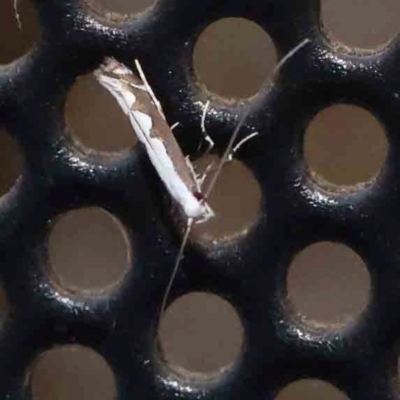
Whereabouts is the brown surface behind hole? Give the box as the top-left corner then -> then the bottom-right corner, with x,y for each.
159,292 -> 244,375
305,104 -> 388,186
48,208 -> 131,292
287,242 -> 370,325
321,0 -> 400,49
275,379 -> 349,400
193,18 -> 277,99
30,346 -> 117,400
0,0 -> 40,64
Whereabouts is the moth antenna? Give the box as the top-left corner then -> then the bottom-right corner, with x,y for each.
271,38 -> 311,79
199,159 -> 217,188
14,0 -> 22,30
158,218 -> 194,328
227,131 -> 259,162
134,59 -> 166,118
204,37 -> 311,198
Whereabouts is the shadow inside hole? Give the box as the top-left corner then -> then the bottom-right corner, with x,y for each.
158,292 -> 244,376
48,207 -> 131,293
287,242 -> 370,326
275,379 -> 349,400
305,104 -> 388,187
191,155 -> 262,244
321,0 -> 400,49
0,127 -> 23,196
193,17 -> 277,99
0,0 -> 40,64
65,73 -> 138,153
85,0 -> 156,21
29,345 -> 116,400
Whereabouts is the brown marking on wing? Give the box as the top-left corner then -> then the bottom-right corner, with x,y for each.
123,75 -> 199,194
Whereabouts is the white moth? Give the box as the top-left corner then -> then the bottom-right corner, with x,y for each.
94,58 -> 218,322
94,58 -> 214,224
93,37 -> 310,323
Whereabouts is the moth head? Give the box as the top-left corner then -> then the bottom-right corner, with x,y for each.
94,57 -> 144,92
188,195 -> 214,224
95,57 -> 133,79
93,58 -> 141,114
195,201 -> 215,224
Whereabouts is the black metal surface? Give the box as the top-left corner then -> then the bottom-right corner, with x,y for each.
0,0 -> 398,399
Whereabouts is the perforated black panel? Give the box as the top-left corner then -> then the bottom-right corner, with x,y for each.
0,0 -> 398,399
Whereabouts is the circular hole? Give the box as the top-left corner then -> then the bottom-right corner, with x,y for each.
85,0 -> 156,20
275,379 -> 349,400
48,207 -> 131,293
0,0 -> 40,64
321,0 -> 400,50
193,18 -> 277,99
287,242 -> 370,326
159,292 -> 244,376
0,127 -> 23,196
305,104 -> 387,187
65,73 -> 138,153
30,345 -> 116,400
191,155 -> 262,243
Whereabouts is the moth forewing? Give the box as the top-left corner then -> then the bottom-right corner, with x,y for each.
94,58 -> 214,223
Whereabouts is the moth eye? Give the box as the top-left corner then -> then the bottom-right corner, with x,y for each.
193,191 -> 204,201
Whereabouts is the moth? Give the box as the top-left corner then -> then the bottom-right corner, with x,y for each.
94,58 -> 214,224
94,37 -> 310,321
94,58 -> 222,321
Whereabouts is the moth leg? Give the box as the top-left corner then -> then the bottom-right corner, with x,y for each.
199,159 -> 217,188
227,131 -> 259,162
195,101 -> 214,154
134,59 -> 166,119
185,154 -> 216,191
184,155 -> 202,190
171,122 -> 180,131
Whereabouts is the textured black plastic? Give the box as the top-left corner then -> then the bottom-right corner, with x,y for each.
0,0 -> 398,399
